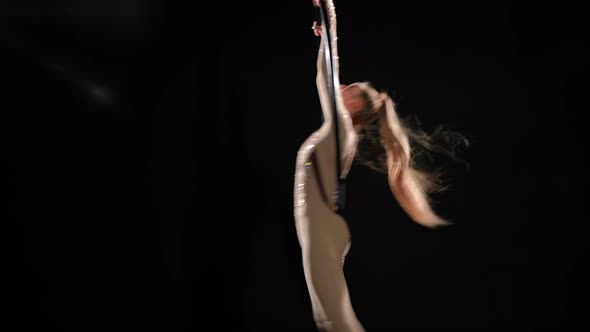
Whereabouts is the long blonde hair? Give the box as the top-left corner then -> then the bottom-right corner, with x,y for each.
353,82 -> 469,228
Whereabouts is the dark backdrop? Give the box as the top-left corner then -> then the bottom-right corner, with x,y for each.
1,1 -> 587,331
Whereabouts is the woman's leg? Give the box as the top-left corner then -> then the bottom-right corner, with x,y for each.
300,212 -> 365,332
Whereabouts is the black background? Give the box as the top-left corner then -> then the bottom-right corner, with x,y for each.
1,1 -> 587,331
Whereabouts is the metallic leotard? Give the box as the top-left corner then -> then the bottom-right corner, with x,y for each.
293,3 -> 365,329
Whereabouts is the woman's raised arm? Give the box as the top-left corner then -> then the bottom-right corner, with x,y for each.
312,21 -> 328,87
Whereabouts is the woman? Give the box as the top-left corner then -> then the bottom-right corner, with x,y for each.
294,2 -> 468,331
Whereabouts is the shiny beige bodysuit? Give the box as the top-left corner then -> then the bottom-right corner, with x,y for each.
293,2 -> 365,330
